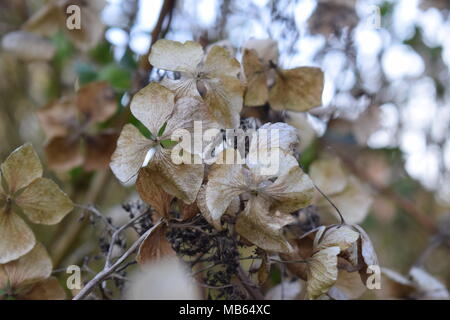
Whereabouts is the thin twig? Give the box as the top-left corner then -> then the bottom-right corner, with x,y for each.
73,220 -> 163,300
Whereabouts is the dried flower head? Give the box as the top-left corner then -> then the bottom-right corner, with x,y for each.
0,144 -> 73,264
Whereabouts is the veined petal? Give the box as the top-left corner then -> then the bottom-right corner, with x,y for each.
131,83 -> 175,136
149,39 -> 203,74
202,45 -> 241,78
315,225 -> 359,252
269,67 -> 324,112
243,38 -> 279,65
1,242 -> 52,288
110,124 -> 155,184
206,153 -> 246,221
1,144 -> 42,193
15,177 -> 73,225
264,153 -> 315,213
146,148 -> 204,204
306,246 -> 340,299
242,48 -> 269,107
0,211 -> 35,264
236,197 -> 294,253
248,122 -> 298,157
136,223 -> 176,265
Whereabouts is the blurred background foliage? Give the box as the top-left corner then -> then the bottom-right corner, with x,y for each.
0,0 -> 450,298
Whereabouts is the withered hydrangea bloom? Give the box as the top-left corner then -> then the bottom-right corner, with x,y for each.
110,83 -> 204,204
0,144 -> 73,264
242,39 -> 324,111
0,243 -> 65,300
37,81 -> 118,172
199,124 -> 315,253
149,39 -> 244,128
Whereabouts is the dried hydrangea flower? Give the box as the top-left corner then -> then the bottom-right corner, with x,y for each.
242,39 -> 324,112
23,0 -> 105,51
110,83 -> 204,204
200,124 -> 315,252
149,39 -> 244,128
37,81 -> 118,172
0,243 -> 65,300
0,144 -> 73,264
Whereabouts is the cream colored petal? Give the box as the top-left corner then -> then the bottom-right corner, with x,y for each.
136,167 -> 173,219
76,81 -> 116,123
243,38 -> 279,65
269,67 -> 324,112
236,197 -> 295,253
131,83 -> 175,136
110,124 -> 155,184
2,243 -> 52,288
204,75 -> 244,128
0,211 -> 35,264
15,177 -> 73,225
161,77 -> 199,100
242,48 -> 269,106
249,122 -> 299,156
205,159 -> 246,222
146,148 -> 204,204
22,277 -> 66,300
197,186 -> 221,230
285,111 -> 316,152
315,225 -> 359,252
327,176 -> 373,224
409,267 -> 450,299
202,45 -> 241,78
306,246 -> 340,299
264,153 -> 315,213
309,157 -> 348,195
137,223 -> 176,265
149,39 -> 203,74
1,143 -> 42,193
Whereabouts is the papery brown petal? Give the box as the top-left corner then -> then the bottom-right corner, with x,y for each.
0,211 -> 35,264
204,75 -> 244,128
137,223 -> 176,265
76,81 -> 116,123
44,136 -> 84,172
248,122 -> 298,157
243,38 -> 279,65
22,277 -> 66,300
136,167 -> 173,219
316,225 -> 359,252
149,39 -> 203,74
1,143 -> 43,193
306,246 -> 340,299
2,243 -> 52,288
84,131 -> 119,171
197,186 -> 222,230
352,225 -> 378,270
15,177 -> 73,225
131,83 -> 175,136
269,67 -> 324,112
242,49 -> 269,107
110,124 -> 155,184
147,148 -> 204,204
264,153 -> 315,213
178,199 -> 199,221
205,158 -> 246,222
236,197 -> 294,253
202,45 -> 241,78
309,157 -> 348,195
37,96 -> 78,139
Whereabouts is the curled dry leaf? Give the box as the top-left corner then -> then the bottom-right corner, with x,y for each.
306,246 -> 340,299
149,39 -> 244,128
0,144 -> 73,264
137,223 -> 176,265
0,243 -> 65,300
110,83 -> 204,204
